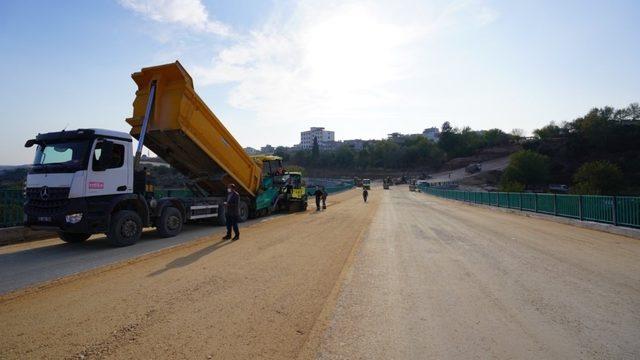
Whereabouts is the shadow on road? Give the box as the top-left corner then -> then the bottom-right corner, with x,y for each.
147,239 -> 232,277
1,224 -> 217,256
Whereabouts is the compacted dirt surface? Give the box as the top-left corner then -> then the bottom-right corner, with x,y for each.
311,189 -> 640,359
0,189 -> 378,359
1,186 -> 639,359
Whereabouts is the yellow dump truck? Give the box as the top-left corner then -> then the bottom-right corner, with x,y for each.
127,62 -> 262,198
22,61 -> 305,246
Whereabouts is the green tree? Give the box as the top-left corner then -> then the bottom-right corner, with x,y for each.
274,146 -> 290,161
483,128 -> 510,147
500,150 -> 550,190
533,122 -> 562,139
334,145 -> 355,167
311,137 -> 319,160
572,160 -> 623,195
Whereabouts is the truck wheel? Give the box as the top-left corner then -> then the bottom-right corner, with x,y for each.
157,207 -> 183,238
107,210 -> 142,247
238,201 -> 249,222
58,232 -> 90,243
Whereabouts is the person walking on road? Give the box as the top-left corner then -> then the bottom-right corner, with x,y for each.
222,184 -> 240,241
313,185 -> 323,211
362,188 -> 369,203
321,186 -> 328,210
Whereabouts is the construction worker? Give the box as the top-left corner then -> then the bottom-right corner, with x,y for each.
222,183 -> 240,241
321,186 -> 328,210
362,188 -> 369,203
313,185 -> 323,211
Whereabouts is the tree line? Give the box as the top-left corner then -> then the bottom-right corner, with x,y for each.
275,125 -> 518,171
501,103 -> 639,194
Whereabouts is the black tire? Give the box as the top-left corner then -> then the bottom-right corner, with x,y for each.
238,201 -> 249,222
157,206 -> 183,238
107,210 -> 142,247
58,231 -> 90,243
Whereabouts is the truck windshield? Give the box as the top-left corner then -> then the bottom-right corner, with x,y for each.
32,140 -> 91,173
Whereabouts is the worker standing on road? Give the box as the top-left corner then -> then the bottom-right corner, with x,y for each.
362,188 -> 369,203
222,184 -> 240,241
313,185 -> 323,211
321,186 -> 328,210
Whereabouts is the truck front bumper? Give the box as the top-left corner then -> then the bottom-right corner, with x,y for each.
24,197 -> 92,234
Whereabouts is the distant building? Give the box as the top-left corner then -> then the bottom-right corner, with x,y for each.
260,145 -> 275,154
300,127 -> 335,150
422,127 -> 440,142
321,140 -> 341,151
387,132 -> 407,143
343,139 -> 366,151
244,147 -> 260,155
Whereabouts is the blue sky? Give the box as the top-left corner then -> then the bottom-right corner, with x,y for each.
0,0 -> 638,165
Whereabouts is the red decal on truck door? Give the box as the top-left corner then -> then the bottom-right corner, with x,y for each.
89,181 -> 104,190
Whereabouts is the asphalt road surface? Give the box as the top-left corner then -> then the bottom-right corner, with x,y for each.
1,186 -> 639,359
0,217 -> 284,295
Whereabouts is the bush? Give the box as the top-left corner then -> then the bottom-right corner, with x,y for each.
500,181 -> 525,192
572,161 -> 623,195
500,150 -> 550,190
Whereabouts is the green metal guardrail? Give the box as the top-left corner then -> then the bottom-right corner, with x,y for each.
419,186 -> 640,229
323,183 -> 354,194
0,190 -> 24,228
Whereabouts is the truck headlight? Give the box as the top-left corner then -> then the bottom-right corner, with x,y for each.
65,213 -> 83,224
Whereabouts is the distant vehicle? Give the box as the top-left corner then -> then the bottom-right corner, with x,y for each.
549,184 -> 570,193
394,176 -> 407,185
415,180 -> 429,192
465,163 -> 482,174
408,179 -> 417,192
383,177 -> 391,190
362,179 -> 371,190
353,177 -> 363,187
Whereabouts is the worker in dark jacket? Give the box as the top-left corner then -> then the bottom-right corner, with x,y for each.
362,188 -> 369,203
223,183 -> 240,241
321,186 -> 328,209
313,185 -> 323,211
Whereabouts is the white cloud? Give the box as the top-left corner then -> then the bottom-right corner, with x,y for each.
118,0 -> 231,36
191,1 -> 498,139
120,0 -> 500,145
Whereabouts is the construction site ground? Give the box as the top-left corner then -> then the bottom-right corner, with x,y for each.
1,186 -> 639,359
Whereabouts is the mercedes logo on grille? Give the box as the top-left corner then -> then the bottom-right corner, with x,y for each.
40,186 -> 49,200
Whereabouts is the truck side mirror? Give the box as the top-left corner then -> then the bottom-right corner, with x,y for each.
93,140 -> 114,171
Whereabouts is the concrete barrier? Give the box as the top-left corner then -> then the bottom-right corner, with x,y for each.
0,226 -> 55,246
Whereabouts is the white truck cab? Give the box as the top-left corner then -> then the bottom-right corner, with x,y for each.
23,128 -> 199,246
26,128 -> 133,198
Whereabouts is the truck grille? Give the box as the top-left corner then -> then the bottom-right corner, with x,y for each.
25,187 -> 70,216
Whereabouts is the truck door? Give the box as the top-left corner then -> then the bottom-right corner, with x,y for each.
86,139 -> 132,197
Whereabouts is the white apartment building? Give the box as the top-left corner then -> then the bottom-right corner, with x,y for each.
299,127 -> 335,150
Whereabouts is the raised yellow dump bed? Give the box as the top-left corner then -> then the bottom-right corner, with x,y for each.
126,61 -> 261,197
